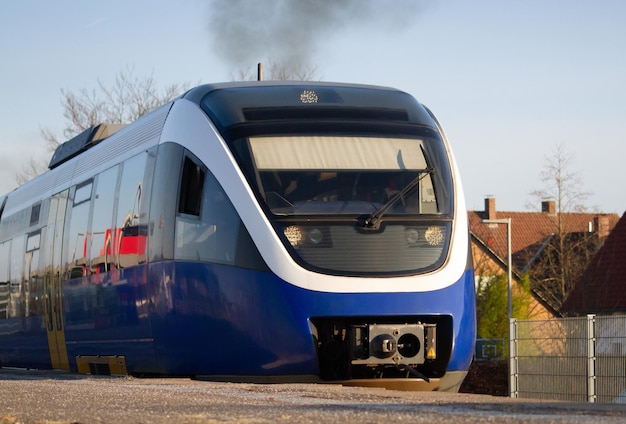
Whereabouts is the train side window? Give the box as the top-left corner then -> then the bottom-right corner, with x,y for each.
30,203 -> 41,227
25,231 -> 41,316
74,181 -> 93,206
65,180 -> 93,280
90,165 -> 119,275
0,240 -> 9,319
179,156 -> 205,216
116,152 -> 148,269
9,236 -> 25,318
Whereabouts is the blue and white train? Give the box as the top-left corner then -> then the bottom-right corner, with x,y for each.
0,82 -> 475,391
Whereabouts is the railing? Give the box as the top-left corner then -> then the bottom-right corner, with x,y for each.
511,315 -> 626,403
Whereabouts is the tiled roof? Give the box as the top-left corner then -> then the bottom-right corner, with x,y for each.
562,212 -> 626,314
468,206 -> 619,272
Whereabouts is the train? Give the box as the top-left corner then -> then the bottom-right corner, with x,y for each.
0,81 -> 475,391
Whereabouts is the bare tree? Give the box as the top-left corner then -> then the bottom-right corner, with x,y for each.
15,157 -> 47,186
526,144 -> 596,311
230,61 -> 320,81
16,66 -> 189,184
529,143 -> 591,214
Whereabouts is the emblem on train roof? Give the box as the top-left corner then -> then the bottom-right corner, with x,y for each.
300,89 -> 318,104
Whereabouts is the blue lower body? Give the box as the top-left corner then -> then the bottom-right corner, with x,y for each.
147,260 -> 476,376
0,260 -> 476,378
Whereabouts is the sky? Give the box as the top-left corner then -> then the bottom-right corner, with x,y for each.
1,0 -> 625,215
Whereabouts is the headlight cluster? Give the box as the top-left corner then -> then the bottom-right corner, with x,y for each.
280,223 -> 449,274
424,226 -> 445,246
285,225 -> 447,249
283,225 -> 303,247
405,226 -> 446,246
283,226 -> 328,248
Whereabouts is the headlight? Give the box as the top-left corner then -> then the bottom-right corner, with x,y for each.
284,225 -> 303,247
405,228 -> 420,244
283,226 -> 330,248
424,226 -> 445,246
308,228 -> 324,244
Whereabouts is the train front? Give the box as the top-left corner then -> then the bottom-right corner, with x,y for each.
181,83 -> 476,391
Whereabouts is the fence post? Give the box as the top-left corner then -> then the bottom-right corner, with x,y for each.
587,314 -> 596,403
509,318 -> 517,398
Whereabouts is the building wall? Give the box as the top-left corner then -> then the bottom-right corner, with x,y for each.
471,241 -> 555,320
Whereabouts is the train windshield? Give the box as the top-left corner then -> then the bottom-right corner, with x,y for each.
249,135 -> 449,217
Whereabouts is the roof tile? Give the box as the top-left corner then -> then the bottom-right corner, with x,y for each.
469,209 -> 619,271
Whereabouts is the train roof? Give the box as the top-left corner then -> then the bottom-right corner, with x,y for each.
182,81 -> 435,133
182,80 -> 402,97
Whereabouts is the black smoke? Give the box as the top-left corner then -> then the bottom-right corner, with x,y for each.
207,0 -> 425,74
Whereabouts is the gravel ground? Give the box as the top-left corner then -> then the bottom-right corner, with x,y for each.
2,368 -> 626,423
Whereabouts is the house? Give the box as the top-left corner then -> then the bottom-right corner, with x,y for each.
468,197 -> 619,317
562,212 -> 626,315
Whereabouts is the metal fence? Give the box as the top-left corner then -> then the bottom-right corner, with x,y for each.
511,315 -> 626,403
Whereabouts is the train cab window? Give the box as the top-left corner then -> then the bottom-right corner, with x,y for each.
175,171 -> 239,266
179,157 -> 205,216
248,135 -> 449,216
90,165 -> 119,274
65,180 -> 93,280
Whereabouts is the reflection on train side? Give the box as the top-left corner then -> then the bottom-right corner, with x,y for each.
60,154 -> 150,330
68,225 -> 147,281
0,232 -> 43,322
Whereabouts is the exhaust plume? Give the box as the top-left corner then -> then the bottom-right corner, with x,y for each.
207,0 -> 425,74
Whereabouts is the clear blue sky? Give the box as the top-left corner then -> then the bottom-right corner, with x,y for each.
1,0 -> 625,214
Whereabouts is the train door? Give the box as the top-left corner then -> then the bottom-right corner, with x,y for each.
43,190 -> 69,369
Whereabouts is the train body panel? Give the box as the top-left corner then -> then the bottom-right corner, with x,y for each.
0,81 -> 475,390
0,260 -> 474,378
147,260 -> 476,376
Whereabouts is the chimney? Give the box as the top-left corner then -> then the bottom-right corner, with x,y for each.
594,216 -> 610,240
485,197 -> 496,219
542,200 -> 556,215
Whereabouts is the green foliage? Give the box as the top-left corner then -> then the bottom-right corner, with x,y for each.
476,274 -> 507,339
476,273 -> 532,340
513,274 -> 533,319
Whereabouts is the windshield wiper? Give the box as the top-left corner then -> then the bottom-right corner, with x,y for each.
360,167 -> 434,229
